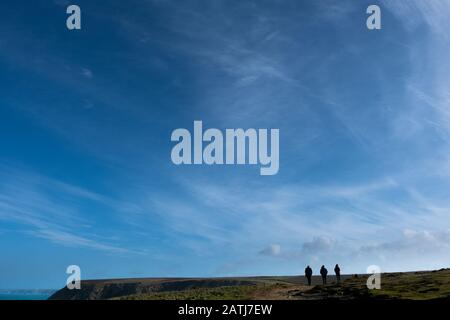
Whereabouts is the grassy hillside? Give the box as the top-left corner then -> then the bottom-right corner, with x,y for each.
299,269 -> 450,300
50,269 -> 450,300
117,283 -> 284,300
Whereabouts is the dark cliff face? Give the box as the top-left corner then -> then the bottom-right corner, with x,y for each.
49,282 -> 141,300
49,279 -> 258,300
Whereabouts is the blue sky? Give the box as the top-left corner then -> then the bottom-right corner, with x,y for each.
1,0 -> 450,289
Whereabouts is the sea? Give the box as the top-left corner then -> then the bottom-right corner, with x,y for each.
0,291 -> 54,300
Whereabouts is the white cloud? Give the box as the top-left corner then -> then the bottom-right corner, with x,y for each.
302,236 -> 335,253
259,244 -> 281,256
354,228 -> 450,271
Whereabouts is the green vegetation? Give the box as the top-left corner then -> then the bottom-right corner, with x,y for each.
118,283 -> 289,300
305,269 -> 450,300
369,269 -> 450,300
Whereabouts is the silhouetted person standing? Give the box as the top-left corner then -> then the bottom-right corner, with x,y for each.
334,264 -> 341,283
305,265 -> 313,286
320,265 -> 328,285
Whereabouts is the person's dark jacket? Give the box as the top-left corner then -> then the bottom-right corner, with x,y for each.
334,265 -> 340,275
305,266 -> 313,277
320,266 -> 328,276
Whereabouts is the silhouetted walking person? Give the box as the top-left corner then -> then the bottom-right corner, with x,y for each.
305,265 -> 313,286
334,264 -> 341,283
320,265 -> 328,285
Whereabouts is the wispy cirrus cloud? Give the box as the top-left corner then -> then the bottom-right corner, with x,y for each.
81,67 -> 93,79
24,228 -> 133,254
149,169 -> 450,273
0,163 -> 142,255
381,0 -> 450,38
